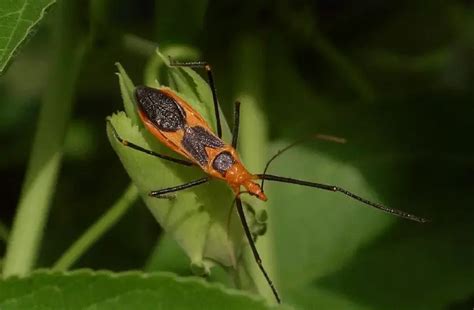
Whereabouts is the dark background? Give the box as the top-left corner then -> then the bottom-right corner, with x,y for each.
1,0 -> 473,309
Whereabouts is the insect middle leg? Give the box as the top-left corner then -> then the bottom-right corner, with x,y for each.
108,121 -> 195,167
168,58 -> 223,139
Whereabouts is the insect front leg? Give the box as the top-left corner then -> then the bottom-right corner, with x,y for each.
108,120 -> 194,166
234,197 -> 281,303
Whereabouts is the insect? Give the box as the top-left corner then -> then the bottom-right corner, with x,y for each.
109,59 -> 428,304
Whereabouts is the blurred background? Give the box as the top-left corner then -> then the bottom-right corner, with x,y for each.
1,0 -> 473,309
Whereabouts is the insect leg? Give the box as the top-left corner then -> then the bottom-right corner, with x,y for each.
168,58 -> 222,138
226,198 -> 267,256
149,177 -> 209,198
235,197 -> 281,304
231,101 -> 241,149
256,174 -> 429,223
108,121 -> 194,166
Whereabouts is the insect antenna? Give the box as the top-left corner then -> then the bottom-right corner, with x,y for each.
256,173 -> 429,223
260,134 -> 346,190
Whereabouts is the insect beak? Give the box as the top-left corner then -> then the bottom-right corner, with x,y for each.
244,180 -> 268,201
257,191 -> 268,201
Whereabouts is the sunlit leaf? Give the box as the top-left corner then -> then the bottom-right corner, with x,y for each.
0,270 -> 275,309
265,142 -> 393,290
0,0 -> 55,74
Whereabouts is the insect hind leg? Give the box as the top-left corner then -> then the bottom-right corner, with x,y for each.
168,57 -> 223,139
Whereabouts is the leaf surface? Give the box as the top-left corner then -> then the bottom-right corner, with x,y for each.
0,0 -> 55,74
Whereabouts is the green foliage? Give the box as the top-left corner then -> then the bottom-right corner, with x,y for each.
1,0 -> 473,309
0,270 -> 275,309
0,221 -> 8,243
267,143 -> 392,290
53,184 -> 139,271
2,0 -> 87,277
0,0 -> 55,74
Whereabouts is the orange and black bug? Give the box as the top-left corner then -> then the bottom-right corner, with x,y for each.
109,59 -> 428,303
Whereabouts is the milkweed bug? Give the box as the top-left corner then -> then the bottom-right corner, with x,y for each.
109,59 -> 428,304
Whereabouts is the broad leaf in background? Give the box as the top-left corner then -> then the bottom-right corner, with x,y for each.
265,142 -> 393,291
107,51 -> 263,287
264,41 -> 474,309
284,286 -> 370,310
0,0 -> 55,74
145,233 -> 190,274
317,184 -> 474,310
0,270 -> 275,309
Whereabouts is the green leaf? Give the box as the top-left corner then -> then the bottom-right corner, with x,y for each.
0,0 -> 56,74
151,48 -> 228,139
115,63 -> 141,127
284,285 -> 370,310
107,56 -> 261,281
0,270 -> 275,309
228,37 -> 281,303
316,189 -> 474,310
0,220 -> 9,243
265,142 -> 393,290
143,45 -> 199,87
145,234 -> 190,274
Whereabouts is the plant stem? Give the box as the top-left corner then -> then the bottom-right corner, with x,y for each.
122,33 -> 158,57
3,1 -> 88,277
53,184 -> 139,271
311,30 -> 376,103
231,36 -> 278,303
277,8 -> 375,103
0,220 -> 9,243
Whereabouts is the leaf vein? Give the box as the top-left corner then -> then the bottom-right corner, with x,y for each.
0,0 -> 28,60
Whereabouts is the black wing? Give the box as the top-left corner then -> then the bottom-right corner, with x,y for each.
182,126 -> 224,166
135,86 -> 186,132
